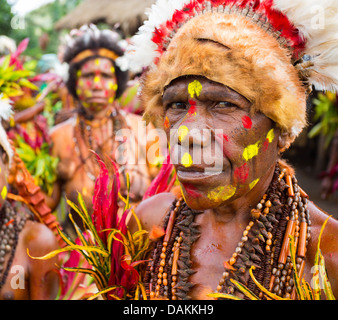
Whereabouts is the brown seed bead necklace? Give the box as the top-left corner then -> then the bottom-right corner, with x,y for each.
144,162 -> 311,300
0,201 -> 29,289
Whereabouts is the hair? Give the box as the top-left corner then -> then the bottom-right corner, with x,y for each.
63,29 -> 129,101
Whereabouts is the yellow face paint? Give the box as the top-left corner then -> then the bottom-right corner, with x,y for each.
110,66 -> 115,73
249,178 -> 259,190
243,141 -> 261,162
179,184 -> 187,203
181,153 -> 193,168
108,97 -> 114,104
1,185 -> 7,200
95,59 -> 100,66
77,70 -> 82,77
108,82 -> 118,91
178,125 -> 189,143
94,76 -> 100,84
208,185 -> 236,202
266,129 -> 275,143
82,187 -> 88,196
188,80 -> 203,99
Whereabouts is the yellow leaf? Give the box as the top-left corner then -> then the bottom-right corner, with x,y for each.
27,245 -> 109,260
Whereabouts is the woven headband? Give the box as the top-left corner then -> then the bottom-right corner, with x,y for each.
71,48 -> 119,64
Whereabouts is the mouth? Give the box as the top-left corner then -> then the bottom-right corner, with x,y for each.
176,164 -> 223,182
87,96 -> 107,103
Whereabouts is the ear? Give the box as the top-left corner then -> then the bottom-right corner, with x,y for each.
278,129 -> 289,153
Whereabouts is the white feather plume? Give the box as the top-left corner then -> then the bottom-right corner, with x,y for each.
273,0 -> 338,92
126,0 -> 191,72
0,94 -> 13,121
0,94 -> 13,163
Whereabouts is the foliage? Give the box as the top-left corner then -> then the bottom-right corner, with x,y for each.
308,92 -> 338,149
0,0 -> 14,37
0,52 -> 38,99
209,216 -> 335,300
28,156 -> 150,300
55,234 -> 98,300
10,115 -> 59,196
9,0 -> 83,58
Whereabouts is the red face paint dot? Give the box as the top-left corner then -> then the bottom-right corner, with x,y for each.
234,163 -> 249,184
187,104 -> 197,116
182,184 -> 201,198
242,116 -> 252,129
263,138 -> 269,151
164,117 -> 170,129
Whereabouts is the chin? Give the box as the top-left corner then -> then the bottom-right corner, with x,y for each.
182,191 -> 222,211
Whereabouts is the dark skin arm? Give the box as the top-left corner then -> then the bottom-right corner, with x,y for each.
24,221 -> 60,300
14,101 -> 45,124
0,221 -> 59,300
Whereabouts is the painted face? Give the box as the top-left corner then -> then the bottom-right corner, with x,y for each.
75,57 -> 118,113
163,77 -> 279,210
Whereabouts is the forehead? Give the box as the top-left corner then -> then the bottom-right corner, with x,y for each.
80,57 -> 114,70
163,76 -> 249,101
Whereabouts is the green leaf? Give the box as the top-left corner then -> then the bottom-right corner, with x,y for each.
319,254 -> 336,300
19,78 -> 38,90
230,278 -> 260,300
27,245 -> 109,261
289,235 -> 306,300
87,285 -> 125,300
207,292 -> 244,300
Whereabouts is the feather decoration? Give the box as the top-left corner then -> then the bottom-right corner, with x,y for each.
142,153 -> 176,200
128,0 -> 338,92
273,0 -> 338,91
0,95 -> 13,163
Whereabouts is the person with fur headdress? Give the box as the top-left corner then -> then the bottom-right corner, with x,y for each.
127,0 -> 338,300
0,98 -> 59,300
45,25 -> 160,232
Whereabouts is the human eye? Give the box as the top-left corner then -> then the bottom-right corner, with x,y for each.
102,72 -> 112,79
215,101 -> 238,109
81,72 -> 93,78
167,102 -> 188,110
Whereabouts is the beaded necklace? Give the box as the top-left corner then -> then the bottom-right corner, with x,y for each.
0,201 -> 30,289
73,108 -> 125,182
145,162 -> 311,300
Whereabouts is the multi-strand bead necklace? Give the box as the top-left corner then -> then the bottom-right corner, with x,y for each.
0,201 -> 30,289
73,107 -> 125,182
144,162 -> 311,300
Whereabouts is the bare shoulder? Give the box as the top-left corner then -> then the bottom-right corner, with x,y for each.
306,201 -> 338,296
21,221 -> 59,255
50,117 -> 75,141
49,117 -> 76,156
131,192 -> 176,233
307,201 -> 338,251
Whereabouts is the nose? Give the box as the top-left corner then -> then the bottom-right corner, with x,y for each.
93,76 -> 103,90
177,122 -> 211,149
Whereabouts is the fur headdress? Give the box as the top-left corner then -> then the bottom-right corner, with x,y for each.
127,0 -> 338,147
0,95 -> 13,163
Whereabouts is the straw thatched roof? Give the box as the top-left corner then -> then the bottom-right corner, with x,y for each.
54,0 -> 155,36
